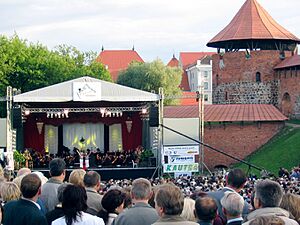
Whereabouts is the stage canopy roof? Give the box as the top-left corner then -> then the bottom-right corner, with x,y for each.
14,76 -> 159,103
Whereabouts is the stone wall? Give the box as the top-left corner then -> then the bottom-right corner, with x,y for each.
213,80 -> 279,105
203,122 -> 284,169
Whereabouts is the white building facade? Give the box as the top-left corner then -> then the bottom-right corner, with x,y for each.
185,57 -> 213,104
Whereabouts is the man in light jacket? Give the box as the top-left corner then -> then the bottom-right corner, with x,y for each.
242,179 -> 298,225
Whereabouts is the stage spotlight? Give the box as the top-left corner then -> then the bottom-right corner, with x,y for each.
24,110 -> 30,116
120,112 -> 123,117
47,113 -> 50,118
100,108 -> 106,114
57,112 -> 61,118
141,108 -> 147,114
50,113 -> 53,118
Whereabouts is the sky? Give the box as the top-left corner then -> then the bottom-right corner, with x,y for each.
1,0 -> 300,63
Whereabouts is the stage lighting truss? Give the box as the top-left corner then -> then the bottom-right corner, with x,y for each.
21,106 -> 150,119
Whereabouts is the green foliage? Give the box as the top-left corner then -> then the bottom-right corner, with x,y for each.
117,59 -> 182,105
234,126 -> 300,176
13,150 -> 25,163
140,149 -> 154,162
0,35 -> 111,116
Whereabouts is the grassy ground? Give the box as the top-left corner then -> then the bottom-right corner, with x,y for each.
234,126 -> 300,177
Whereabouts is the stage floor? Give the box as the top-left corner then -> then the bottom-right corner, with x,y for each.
34,167 -> 158,180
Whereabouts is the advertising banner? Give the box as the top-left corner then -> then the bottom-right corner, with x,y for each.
163,163 -> 199,173
169,155 -> 194,164
163,145 -> 199,156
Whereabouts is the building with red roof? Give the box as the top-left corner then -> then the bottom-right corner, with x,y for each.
206,0 -> 300,117
167,54 -> 179,67
97,49 -> 144,82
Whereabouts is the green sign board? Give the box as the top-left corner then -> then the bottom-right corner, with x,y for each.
163,163 -> 199,173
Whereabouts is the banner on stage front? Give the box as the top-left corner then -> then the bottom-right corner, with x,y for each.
73,82 -> 101,101
163,145 -> 199,156
163,163 -> 199,173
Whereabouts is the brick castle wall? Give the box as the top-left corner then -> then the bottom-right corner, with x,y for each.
212,50 -> 292,105
277,70 -> 300,117
203,122 -> 284,169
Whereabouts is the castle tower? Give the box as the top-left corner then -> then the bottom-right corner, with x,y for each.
207,0 -> 300,106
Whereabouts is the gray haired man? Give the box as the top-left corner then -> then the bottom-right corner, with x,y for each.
242,179 -> 298,225
221,192 -> 244,225
112,178 -> 159,225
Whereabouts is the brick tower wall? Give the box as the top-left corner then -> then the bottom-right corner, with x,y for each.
212,50 -> 292,105
277,69 -> 300,117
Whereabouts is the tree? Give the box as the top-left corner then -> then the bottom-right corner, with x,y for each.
117,59 -> 182,105
0,34 -> 111,117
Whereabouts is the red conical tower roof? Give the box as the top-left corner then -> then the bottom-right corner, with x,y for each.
207,0 -> 300,50
167,54 -> 179,67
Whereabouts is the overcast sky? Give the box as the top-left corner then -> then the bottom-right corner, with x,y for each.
1,0 -> 299,62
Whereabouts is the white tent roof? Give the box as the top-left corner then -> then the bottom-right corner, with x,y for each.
14,76 -> 159,103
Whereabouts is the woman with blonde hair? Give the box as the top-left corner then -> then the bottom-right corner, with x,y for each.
280,193 -> 300,224
68,169 -> 86,187
0,182 -> 21,203
181,197 -> 197,222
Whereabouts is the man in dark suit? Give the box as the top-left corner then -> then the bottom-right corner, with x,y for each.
220,192 -> 244,225
3,173 -> 47,225
207,168 -> 252,221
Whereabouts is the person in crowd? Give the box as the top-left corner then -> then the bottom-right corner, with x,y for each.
83,171 -> 103,215
122,186 -> 132,209
32,171 -> 48,186
16,167 -> 31,177
52,185 -> 104,225
220,192 -> 244,225
280,193 -> 300,224
3,173 -> 47,225
194,196 -> 218,225
153,183 -> 198,225
68,169 -> 86,187
0,182 -> 21,203
40,158 -> 66,212
248,216 -> 285,225
242,179 -> 298,225
98,189 -> 126,225
181,197 -> 197,222
208,169 -> 251,221
45,183 -> 69,225
113,178 -> 159,225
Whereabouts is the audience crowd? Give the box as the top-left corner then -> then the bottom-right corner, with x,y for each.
0,158 -> 298,225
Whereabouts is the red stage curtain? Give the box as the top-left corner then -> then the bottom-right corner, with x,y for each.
24,117 -> 45,153
23,112 -> 143,152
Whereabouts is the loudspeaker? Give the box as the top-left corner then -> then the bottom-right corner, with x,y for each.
149,106 -> 159,127
12,107 -> 23,128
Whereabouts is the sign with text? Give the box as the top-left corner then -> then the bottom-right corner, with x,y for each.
164,163 -> 199,173
163,145 -> 199,156
170,155 -> 194,164
73,82 -> 101,102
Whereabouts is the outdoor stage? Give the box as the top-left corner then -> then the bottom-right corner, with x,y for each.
34,166 -> 158,180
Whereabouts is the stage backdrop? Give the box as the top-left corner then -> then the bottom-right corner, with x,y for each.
63,123 -> 104,151
44,125 -> 58,154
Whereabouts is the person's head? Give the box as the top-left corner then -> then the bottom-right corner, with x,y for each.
226,169 -> 247,190
49,158 -> 66,178
155,183 -> 184,216
254,179 -> 283,208
102,189 -> 126,214
62,185 -> 88,225
57,183 -> 70,203
0,182 -> 21,202
16,168 -> 31,177
83,171 -> 100,190
194,197 -> 217,222
20,173 -> 41,199
69,169 -> 86,187
249,215 -> 285,225
131,178 -> 152,201
32,171 -> 48,186
280,193 -> 300,224
221,192 -> 244,219
181,198 -> 196,222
